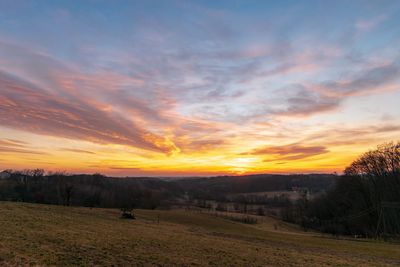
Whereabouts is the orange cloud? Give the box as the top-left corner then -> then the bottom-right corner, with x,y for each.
245,143 -> 329,161
0,71 -> 178,154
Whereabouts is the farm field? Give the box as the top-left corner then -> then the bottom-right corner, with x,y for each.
0,201 -> 399,266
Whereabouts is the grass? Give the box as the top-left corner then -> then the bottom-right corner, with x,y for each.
0,202 -> 399,266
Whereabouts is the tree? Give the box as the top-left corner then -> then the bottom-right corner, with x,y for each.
305,142 -> 400,237
344,142 -> 400,203
56,172 -> 74,206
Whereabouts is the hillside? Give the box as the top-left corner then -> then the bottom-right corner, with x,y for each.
0,201 -> 399,266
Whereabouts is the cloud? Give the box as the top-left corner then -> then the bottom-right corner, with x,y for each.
273,86 -> 340,117
301,124 -> 400,147
179,139 -> 226,152
0,41 -> 224,146
0,139 -> 46,155
0,139 -> 27,148
0,70 -> 178,154
320,63 -> 400,97
268,62 -> 399,118
245,143 -> 329,161
184,59 -> 399,123
59,148 -> 96,154
0,147 -> 47,155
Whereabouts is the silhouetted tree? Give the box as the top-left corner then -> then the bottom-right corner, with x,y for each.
303,142 -> 400,237
56,172 -> 74,206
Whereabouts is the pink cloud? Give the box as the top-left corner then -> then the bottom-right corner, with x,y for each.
0,71 -> 178,154
245,143 -> 329,161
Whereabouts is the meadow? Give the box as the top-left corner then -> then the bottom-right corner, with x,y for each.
0,201 -> 399,266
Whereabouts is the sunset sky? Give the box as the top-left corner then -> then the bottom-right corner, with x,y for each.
0,0 -> 399,176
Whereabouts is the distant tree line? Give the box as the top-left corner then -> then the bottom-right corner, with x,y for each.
283,142 -> 400,238
178,174 -> 336,201
228,193 -> 293,207
0,171 -> 182,210
0,171 -> 336,210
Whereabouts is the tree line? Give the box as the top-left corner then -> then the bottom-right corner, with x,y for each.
283,142 -> 400,239
0,171 -> 335,210
0,171 -> 181,209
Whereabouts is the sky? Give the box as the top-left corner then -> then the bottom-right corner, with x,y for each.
0,0 -> 399,176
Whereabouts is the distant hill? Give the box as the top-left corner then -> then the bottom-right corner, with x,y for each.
0,170 -> 337,208
174,173 -> 337,199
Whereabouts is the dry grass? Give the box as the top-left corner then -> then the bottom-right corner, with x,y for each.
0,201 -> 399,266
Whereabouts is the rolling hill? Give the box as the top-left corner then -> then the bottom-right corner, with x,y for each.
0,201 -> 399,266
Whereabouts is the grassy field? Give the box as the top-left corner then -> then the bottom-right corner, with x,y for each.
0,202 -> 399,266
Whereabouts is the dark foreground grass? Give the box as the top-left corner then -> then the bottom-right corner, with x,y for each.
0,201 -> 399,266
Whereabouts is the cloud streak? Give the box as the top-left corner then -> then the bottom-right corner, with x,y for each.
59,148 -> 96,154
320,62 -> 400,97
0,139 -> 46,155
0,70 -> 178,154
244,144 -> 329,161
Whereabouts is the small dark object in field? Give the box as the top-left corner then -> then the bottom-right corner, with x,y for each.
121,212 -> 135,219
120,208 -> 135,219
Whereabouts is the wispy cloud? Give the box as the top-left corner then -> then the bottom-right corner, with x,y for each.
59,148 -> 96,154
269,62 -> 400,118
244,144 -> 329,161
0,139 -> 46,155
272,85 -> 340,117
0,70 -> 178,154
0,147 -> 47,155
320,62 -> 400,97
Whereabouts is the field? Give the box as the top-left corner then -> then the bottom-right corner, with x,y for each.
0,202 -> 399,266
227,190 -> 303,200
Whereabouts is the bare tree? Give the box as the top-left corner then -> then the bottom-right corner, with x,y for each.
308,141 -> 400,237
345,142 -> 400,177
56,172 -> 74,206
344,142 -> 400,205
